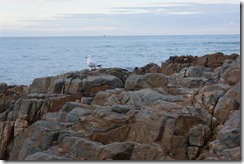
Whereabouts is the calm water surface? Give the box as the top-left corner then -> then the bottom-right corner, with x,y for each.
0,35 -> 240,85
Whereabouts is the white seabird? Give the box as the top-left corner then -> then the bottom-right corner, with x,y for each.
85,55 -> 101,70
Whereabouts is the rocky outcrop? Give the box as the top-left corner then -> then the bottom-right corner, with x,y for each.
0,82 -> 8,95
0,53 -> 240,160
133,63 -> 161,75
161,52 -> 239,76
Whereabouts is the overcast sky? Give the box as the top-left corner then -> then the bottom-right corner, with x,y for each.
0,0 -> 240,37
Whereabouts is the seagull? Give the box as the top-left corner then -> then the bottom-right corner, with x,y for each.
85,55 -> 102,70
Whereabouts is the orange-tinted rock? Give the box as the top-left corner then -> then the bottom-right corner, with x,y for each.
89,67 -> 131,84
0,121 -> 15,159
97,142 -> 134,160
187,146 -> 200,160
130,144 -> 165,160
91,125 -> 131,144
162,53 -> 239,76
125,73 -> 168,91
127,120 -> 162,144
82,75 -> 124,97
213,96 -> 238,124
189,124 -> 205,147
46,95 -> 76,112
1,53 -> 241,161
169,135 -> 188,160
9,120 -> 61,160
133,63 -> 161,75
30,77 -> 51,94
220,62 -> 240,86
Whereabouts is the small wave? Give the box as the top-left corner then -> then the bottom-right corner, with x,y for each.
22,55 -> 30,58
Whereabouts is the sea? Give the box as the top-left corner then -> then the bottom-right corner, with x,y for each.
0,35 -> 240,85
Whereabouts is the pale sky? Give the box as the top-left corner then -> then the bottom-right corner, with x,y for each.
0,0 -> 240,36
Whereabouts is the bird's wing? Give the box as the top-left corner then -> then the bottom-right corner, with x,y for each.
88,60 -> 97,67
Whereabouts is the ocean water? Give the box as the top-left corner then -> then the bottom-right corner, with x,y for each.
0,35 -> 240,85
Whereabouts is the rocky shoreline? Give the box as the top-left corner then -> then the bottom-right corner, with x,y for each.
0,52 -> 240,160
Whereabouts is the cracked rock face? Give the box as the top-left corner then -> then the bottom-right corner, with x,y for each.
0,53 -> 240,160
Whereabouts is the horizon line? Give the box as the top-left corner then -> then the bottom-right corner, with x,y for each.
0,34 -> 240,38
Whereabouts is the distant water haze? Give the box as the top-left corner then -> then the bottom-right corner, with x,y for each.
0,35 -> 240,85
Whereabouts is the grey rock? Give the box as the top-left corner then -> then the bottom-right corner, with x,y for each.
60,136 -> 102,160
125,73 -> 168,90
0,111 -> 8,121
17,138 -> 42,160
219,110 -> 240,149
89,67 -> 130,84
57,102 -> 82,122
131,143 -> 164,160
82,75 -> 124,97
112,105 -> 131,114
0,121 -> 14,159
194,83 -> 230,114
168,135 -> 188,160
223,110 -> 240,129
25,151 -> 70,160
221,147 -> 240,160
220,62 -> 240,86
214,96 -> 238,124
94,107 -> 112,118
0,82 -> 8,95
81,97 -> 93,105
42,112 -> 58,122
60,102 -> 81,113
225,82 -> 240,104
52,79 -> 65,94
125,88 -> 157,107
65,107 -> 91,123
133,63 -> 161,75
104,112 -> 127,121
135,107 -> 155,121
91,88 -> 122,106
8,98 -> 40,123
189,124 -> 205,147
0,97 -> 5,113
30,77 -> 51,94
174,115 -> 202,136
45,94 -> 76,113
219,128 -> 240,149
64,78 -> 83,96
106,94 -> 120,105
9,120 -> 61,160
97,142 -> 134,160
127,120 -> 163,144
180,77 -> 207,88
14,118 -> 29,137
57,130 -> 83,143
187,146 -> 200,160
184,66 -> 206,77
27,93 -> 47,99
142,93 -> 184,105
